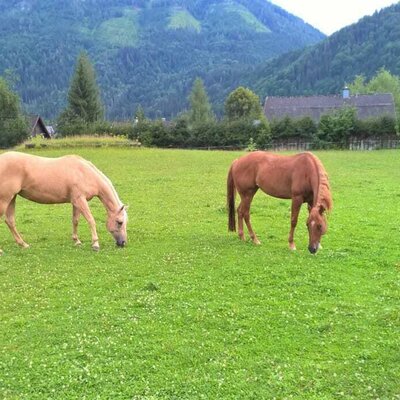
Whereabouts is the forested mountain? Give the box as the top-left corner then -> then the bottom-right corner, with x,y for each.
0,0 -> 324,120
249,3 -> 400,98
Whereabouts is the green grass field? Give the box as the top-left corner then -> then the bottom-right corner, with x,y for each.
1,148 -> 399,399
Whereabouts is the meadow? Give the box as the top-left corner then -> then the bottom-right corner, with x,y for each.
0,147 -> 399,399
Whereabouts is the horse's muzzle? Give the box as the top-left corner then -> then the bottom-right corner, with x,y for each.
308,245 -> 317,254
116,240 -> 126,247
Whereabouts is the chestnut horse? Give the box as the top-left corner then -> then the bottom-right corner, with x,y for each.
227,151 -> 332,253
0,151 -> 128,254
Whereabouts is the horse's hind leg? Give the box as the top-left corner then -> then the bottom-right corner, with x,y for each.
238,190 -> 260,244
237,196 -> 245,241
72,206 -> 82,246
5,196 -> 29,249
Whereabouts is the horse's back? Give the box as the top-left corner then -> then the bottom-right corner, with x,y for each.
231,151 -> 313,199
0,151 -> 29,167
0,152 -> 85,179
0,152 -> 99,204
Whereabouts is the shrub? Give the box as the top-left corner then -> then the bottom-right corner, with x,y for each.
270,116 -> 317,142
316,107 -> 357,148
295,116 -> 318,139
190,121 -> 221,148
126,117 -> 271,149
353,115 -> 397,138
0,117 -> 29,148
270,116 -> 296,139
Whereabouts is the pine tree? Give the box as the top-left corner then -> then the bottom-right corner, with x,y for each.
58,52 -> 104,134
188,77 -> 214,127
0,77 -> 28,148
134,105 -> 146,123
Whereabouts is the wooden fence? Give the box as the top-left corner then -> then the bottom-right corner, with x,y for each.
267,139 -> 313,152
267,136 -> 400,151
348,137 -> 400,150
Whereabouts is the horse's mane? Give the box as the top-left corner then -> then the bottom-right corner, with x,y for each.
79,157 -> 123,207
306,152 -> 333,212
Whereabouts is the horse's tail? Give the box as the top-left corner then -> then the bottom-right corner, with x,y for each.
227,164 -> 236,232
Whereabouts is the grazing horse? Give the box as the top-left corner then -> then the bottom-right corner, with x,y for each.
0,151 -> 128,254
227,151 -> 332,253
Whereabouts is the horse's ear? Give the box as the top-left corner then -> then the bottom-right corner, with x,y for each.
119,205 -> 125,212
319,204 -> 325,215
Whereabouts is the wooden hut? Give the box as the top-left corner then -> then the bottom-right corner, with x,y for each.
29,115 -> 52,138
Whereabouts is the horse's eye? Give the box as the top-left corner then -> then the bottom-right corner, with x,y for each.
317,224 -> 322,231
116,221 -> 123,227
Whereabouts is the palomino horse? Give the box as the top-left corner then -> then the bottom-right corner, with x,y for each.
0,151 -> 128,254
227,151 -> 332,253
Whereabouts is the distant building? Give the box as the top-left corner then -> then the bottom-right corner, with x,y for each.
263,88 -> 396,121
28,115 -> 52,138
46,126 -> 55,136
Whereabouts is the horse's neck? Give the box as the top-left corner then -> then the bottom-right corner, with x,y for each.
97,175 -> 121,213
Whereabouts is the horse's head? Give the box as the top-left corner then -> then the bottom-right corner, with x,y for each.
106,205 -> 128,247
306,205 -> 327,254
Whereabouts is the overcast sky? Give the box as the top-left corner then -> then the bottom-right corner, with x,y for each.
269,0 -> 399,35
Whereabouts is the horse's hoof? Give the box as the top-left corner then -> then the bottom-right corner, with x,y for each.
20,243 -> 30,249
92,245 -> 100,252
0,249 -> 3,256
253,239 -> 261,245
289,243 -> 297,251
74,240 -> 82,246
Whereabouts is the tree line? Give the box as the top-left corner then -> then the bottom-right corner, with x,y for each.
0,53 -> 398,149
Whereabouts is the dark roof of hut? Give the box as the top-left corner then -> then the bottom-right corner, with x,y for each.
28,115 -> 51,138
263,93 -> 396,121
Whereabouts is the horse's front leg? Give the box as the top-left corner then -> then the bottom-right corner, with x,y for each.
5,196 -> 29,249
72,206 -> 82,246
73,197 -> 100,251
288,196 -> 303,250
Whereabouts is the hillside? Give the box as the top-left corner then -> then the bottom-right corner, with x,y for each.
0,0 -> 324,120
249,3 -> 400,98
